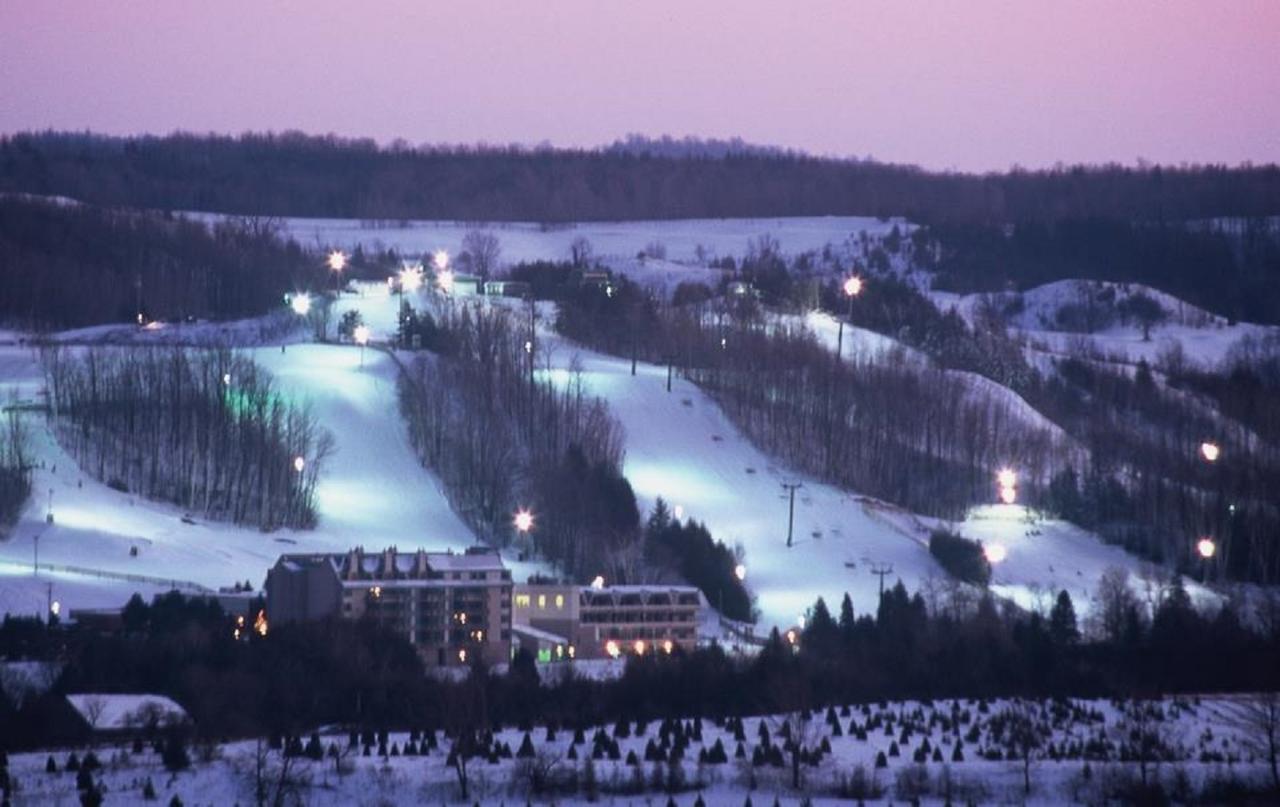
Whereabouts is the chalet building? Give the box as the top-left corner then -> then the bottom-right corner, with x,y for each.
265,547 -> 512,668
513,583 -> 703,660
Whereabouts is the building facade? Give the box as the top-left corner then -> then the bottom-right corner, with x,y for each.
265,547 -> 512,667
513,583 -> 703,660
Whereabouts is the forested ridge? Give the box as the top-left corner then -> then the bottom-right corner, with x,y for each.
3,130 -> 1279,223
0,196 -> 321,329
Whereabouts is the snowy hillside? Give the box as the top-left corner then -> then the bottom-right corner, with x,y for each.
0,335 -> 548,619
931,279 -> 1279,370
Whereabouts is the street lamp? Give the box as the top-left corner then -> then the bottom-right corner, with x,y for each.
836,275 -> 864,361
289,292 -> 312,317
400,264 -> 424,294
983,542 -> 1008,564
1196,537 -> 1216,559
353,324 -> 370,367
433,249 -> 449,272
997,467 -> 1018,505
293,456 -> 306,473
734,563 -> 747,582
513,508 -> 534,534
1199,441 -> 1221,463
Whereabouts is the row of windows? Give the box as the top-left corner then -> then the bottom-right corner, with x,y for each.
514,593 -> 566,610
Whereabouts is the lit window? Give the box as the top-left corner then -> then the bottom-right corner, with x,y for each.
554,594 -> 564,609
515,594 -> 530,608
458,648 -> 467,663
537,594 -> 546,609
568,645 -> 576,659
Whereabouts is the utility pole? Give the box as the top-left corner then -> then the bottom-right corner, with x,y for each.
869,563 -> 894,601
781,482 -> 803,548
666,355 -> 674,392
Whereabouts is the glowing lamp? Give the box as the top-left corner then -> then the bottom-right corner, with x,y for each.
293,456 -> 306,473
353,324 -> 371,346
1197,537 -> 1216,559
605,640 -> 620,658
513,509 -> 534,533
843,276 -> 864,297
734,563 -> 747,582
289,293 -> 312,316
984,543 -> 1008,564
999,485 -> 1018,505
1200,442 -> 1220,463
327,250 -> 348,272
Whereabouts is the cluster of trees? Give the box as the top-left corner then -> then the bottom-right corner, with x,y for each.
3,131 -> 1279,224
557,277 -> 1063,519
0,196 -> 320,329
918,218 -> 1280,326
397,303 -> 635,579
927,529 -> 991,586
2,579 -> 1276,756
645,499 -> 752,622
0,404 -> 31,531
41,347 -> 331,529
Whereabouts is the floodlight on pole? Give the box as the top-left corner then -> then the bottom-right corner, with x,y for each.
289,292 -> 312,316
353,324 -> 371,367
513,509 -> 534,534
1196,537 -> 1217,559
293,456 -> 306,473
432,250 -> 449,272
327,250 -> 348,273
400,264 -> 424,293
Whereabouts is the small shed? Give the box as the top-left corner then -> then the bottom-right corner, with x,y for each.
65,693 -> 190,739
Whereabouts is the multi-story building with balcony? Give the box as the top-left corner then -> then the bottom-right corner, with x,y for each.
265,546 -> 512,667
512,583 -> 703,660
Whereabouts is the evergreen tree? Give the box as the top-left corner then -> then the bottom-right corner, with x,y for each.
1049,590 -> 1080,645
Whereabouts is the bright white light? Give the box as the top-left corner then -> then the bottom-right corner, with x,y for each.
1200,442 -> 1221,463
785,629 -> 797,645
590,575 -> 605,590
524,340 -> 533,354
432,250 -> 449,271
843,276 -> 864,297
290,293 -> 312,316
400,265 -> 424,293
513,509 -> 534,533
984,543 -> 1008,564
997,468 -> 1018,489
293,456 -> 306,473
1197,537 -> 1217,559
662,639 -> 674,654
633,640 -> 646,656
222,373 -> 231,386
437,269 -> 455,293
353,324 -> 371,346
999,485 -> 1018,505
50,600 -> 61,617
327,250 -> 348,273
734,563 -> 747,582
797,614 -> 806,630
605,640 -> 620,658
673,504 -> 685,520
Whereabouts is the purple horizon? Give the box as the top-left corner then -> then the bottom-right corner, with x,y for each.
2,1 -> 1277,173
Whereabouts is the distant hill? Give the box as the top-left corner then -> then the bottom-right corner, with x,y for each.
2,130 -> 1279,224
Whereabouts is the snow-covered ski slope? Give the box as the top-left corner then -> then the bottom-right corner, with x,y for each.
0,336 -> 547,619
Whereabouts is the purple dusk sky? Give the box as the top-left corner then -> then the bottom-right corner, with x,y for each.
2,1 -> 1277,172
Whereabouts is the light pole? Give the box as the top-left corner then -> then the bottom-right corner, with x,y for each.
354,324 -> 370,367
835,275 -> 863,361
781,481 -> 803,548
327,249 -> 348,291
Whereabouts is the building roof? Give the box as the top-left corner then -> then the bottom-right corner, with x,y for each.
66,693 -> 189,731
273,547 -> 507,582
512,623 -> 570,645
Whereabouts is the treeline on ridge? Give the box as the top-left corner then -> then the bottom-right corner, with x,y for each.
0,196 -> 321,329
3,130 -> 1279,224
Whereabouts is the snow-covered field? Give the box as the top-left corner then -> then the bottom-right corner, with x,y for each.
187,213 -> 904,269
4,695 -> 1272,805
